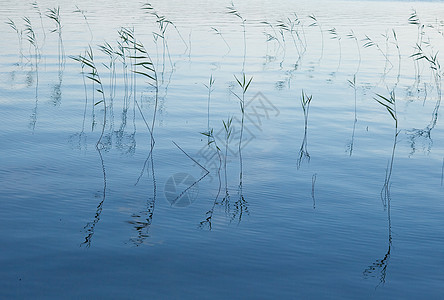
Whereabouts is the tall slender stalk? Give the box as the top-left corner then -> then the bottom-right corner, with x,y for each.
204,75 -> 215,143
200,128 -> 222,229
347,76 -> 358,156
71,46 -> 107,147
227,3 -> 247,72
374,91 -> 398,208
46,7 -> 65,68
347,30 -> 361,76
298,91 -> 312,169
328,28 -> 342,73
31,1 -> 46,47
309,15 -> 324,63
222,117 -> 233,212
364,90 -> 398,286
363,35 -> 393,72
231,73 -> 252,222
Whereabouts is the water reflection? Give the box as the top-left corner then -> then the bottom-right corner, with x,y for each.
199,130 -> 222,229
199,120 -> 249,228
363,177 -> 392,287
128,153 -> 156,246
3,2 -> 443,282
363,231 -> 392,286
81,147 -> 107,248
49,71 -> 62,107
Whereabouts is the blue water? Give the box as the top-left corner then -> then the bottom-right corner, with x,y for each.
1,0 -> 443,298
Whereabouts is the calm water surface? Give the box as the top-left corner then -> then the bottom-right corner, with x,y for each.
1,0 -> 443,298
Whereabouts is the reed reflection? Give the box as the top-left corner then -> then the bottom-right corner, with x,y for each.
128,153 -> 156,246
81,147 -> 106,248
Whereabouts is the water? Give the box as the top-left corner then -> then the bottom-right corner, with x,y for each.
1,0 -> 443,298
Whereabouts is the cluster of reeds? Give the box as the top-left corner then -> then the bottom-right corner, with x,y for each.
199,72 -> 252,229
6,3 -> 444,247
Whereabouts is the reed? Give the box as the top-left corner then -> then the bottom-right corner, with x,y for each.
409,10 -> 425,82
346,76 -> 357,156
227,3 -> 247,71
71,46 -> 107,148
231,73 -> 252,223
23,16 -> 40,63
6,18 -> 24,64
308,14 -> 324,62
278,14 -> 308,58
363,35 -> 393,72
200,128 -> 222,229
222,117 -> 233,212
73,6 -> 93,41
346,30 -> 361,76
22,16 -> 40,130
392,29 -> 401,86
363,90 -> 399,285
262,21 -> 285,61
374,91 -> 398,208
142,2 -> 188,51
328,27 -> 342,73
98,41 -> 117,128
297,91 -> 312,169
204,75 -> 215,143
232,74 -> 252,184
142,2 -> 185,79
31,1 -> 46,46
408,44 -> 442,152
46,7 -> 65,68
211,27 -> 231,52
